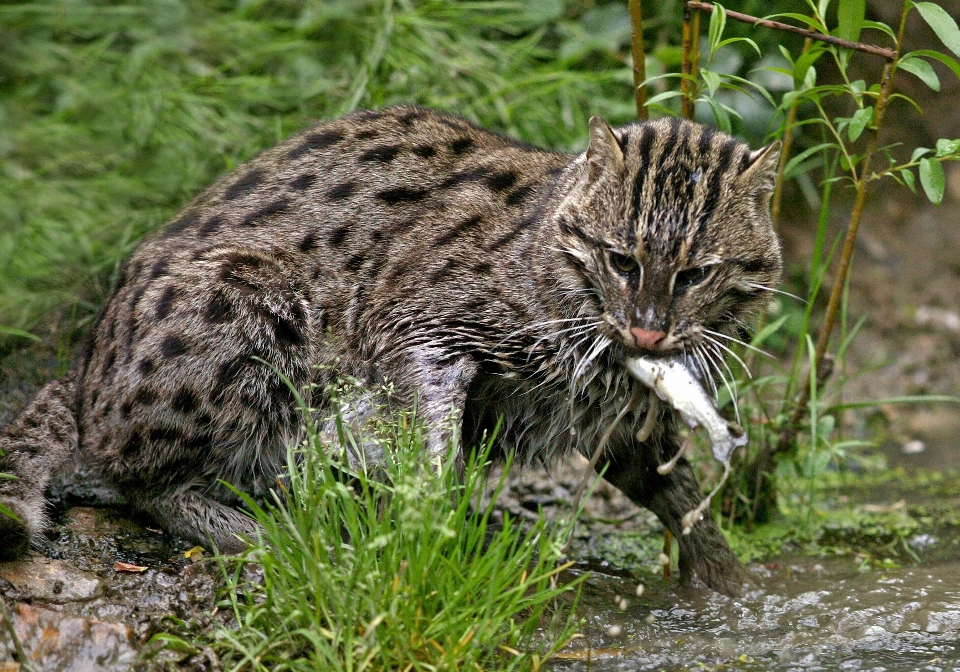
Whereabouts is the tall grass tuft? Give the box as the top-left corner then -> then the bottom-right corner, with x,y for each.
214,399 -> 582,671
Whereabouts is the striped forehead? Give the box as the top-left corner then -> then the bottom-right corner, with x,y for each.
619,118 -> 750,258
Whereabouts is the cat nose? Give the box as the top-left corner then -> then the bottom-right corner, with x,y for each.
630,327 -> 667,350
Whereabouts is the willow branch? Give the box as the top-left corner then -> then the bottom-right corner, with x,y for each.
685,1 -> 895,60
777,0 -> 908,453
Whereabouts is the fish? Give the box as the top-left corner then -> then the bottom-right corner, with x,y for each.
625,355 -> 747,464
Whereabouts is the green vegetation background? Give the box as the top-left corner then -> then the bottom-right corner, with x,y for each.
2,0 -> 799,346
1,0 -> 641,343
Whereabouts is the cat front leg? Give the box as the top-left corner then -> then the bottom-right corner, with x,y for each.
389,347 -> 479,469
595,432 -> 750,596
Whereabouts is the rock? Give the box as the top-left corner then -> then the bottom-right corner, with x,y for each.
0,557 -> 103,604
1,603 -> 136,672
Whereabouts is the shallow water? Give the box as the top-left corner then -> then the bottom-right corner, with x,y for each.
553,557 -> 960,671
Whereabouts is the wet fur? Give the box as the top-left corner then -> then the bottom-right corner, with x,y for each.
0,106 -> 781,595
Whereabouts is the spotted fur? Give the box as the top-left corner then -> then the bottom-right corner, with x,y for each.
0,106 -> 781,594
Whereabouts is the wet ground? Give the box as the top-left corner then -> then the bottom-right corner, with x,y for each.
0,500 -> 223,671
553,556 -> 960,671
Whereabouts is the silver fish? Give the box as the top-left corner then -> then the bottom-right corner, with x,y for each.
625,356 -> 746,464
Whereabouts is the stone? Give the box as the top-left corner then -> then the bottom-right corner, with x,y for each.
2,603 -> 136,672
0,556 -> 103,604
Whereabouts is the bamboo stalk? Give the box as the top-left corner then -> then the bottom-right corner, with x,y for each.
685,1 -> 895,60
629,0 -> 648,119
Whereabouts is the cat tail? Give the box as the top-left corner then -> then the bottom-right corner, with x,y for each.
0,371 -> 78,559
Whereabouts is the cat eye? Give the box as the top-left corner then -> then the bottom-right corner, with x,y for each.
608,251 -> 640,276
673,266 -> 712,293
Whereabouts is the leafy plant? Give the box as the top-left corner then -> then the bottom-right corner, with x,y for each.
212,387 -> 582,671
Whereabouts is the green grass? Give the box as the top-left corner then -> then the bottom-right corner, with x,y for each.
211,402 -> 583,671
0,0 -> 639,344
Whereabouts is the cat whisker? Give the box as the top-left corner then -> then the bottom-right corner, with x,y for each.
527,322 -> 603,362
701,333 -> 752,378
700,342 -> 741,424
743,282 -> 806,304
497,317 -> 598,345
689,344 -> 718,396
702,328 -> 774,361
573,334 -> 610,381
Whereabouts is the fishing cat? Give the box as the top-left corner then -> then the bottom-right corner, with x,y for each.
0,106 -> 781,595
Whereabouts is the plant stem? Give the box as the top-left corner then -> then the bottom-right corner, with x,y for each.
681,3 -> 694,119
771,37 -> 813,228
685,1 -> 895,60
0,595 -> 36,672
628,0 -> 648,119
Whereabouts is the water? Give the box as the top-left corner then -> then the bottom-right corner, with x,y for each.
553,557 -> 960,671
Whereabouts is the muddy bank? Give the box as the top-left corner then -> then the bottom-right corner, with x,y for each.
0,500 -> 222,671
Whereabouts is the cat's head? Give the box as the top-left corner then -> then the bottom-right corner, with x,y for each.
554,116 -> 782,361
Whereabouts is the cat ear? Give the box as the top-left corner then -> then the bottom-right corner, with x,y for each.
587,116 -> 624,181
741,140 -> 782,194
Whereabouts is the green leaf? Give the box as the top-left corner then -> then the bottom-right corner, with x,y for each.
898,55 -> 941,91
919,157 -> 946,205
936,138 -> 960,157
817,414 -> 836,437
817,0 -> 831,22
862,19 -> 897,40
793,50 -> 823,89
643,90 -> 685,106
708,3 -> 727,57
804,449 -> 832,478
908,49 -> 960,83
752,316 -> 790,348
829,394 -> 960,411
706,96 -> 732,133
911,146 -> 932,163
837,0 -> 866,43
783,142 -> 835,179
701,68 -> 721,96
901,168 -> 916,193
778,45 -> 794,65
717,36 -> 761,57
847,106 -> 873,142
767,12 -> 828,32
0,501 -> 20,523
914,2 -> 960,58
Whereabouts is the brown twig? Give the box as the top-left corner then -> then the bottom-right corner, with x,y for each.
685,1 -> 896,60
691,7 -> 701,94
628,0 -> 648,119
